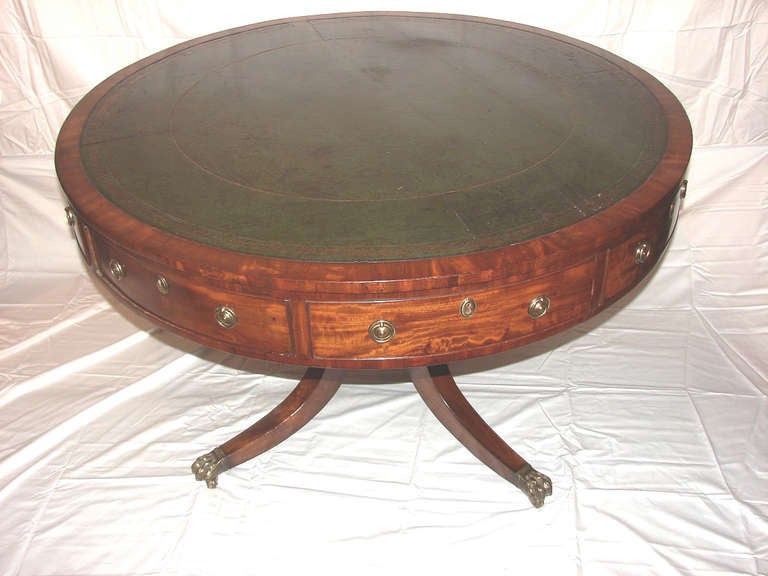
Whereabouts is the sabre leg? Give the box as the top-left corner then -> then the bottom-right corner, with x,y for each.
410,364 -> 552,507
192,367 -> 344,488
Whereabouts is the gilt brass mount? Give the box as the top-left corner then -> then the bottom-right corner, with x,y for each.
191,447 -> 229,489
515,464 -> 553,508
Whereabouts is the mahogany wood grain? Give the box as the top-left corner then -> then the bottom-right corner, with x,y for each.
72,200 -> 675,368
309,258 -> 597,361
91,231 -> 294,358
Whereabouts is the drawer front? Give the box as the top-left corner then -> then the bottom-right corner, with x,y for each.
92,236 -> 293,356
308,259 -> 597,361
603,223 -> 666,302
602,189 -> 681,302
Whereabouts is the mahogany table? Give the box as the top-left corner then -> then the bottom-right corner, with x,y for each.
55,12 -> 692,507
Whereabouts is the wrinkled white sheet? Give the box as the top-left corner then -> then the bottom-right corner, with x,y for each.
1,1 -> 766,574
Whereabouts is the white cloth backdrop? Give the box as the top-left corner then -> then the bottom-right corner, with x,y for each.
1,1 -> 766,574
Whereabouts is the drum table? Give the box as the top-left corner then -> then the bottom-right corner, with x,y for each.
55,12 -> 692,507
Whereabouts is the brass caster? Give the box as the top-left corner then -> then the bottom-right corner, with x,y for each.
515,464 -> 553,508
191,448 -> 229,488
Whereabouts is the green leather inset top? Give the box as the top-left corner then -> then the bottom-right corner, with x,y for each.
80,14 -> 668,261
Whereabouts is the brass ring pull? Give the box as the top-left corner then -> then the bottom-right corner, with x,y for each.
107,258 -> 125,281
65,206 -> 76,226
215,306 -> 238,329
528,295 -> 550,319
459,297 -> 477,318
156,275 -> 169,295
634,241 -> 652,264
368,319 -> 395,343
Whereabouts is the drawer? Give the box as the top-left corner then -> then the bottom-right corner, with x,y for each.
601,189 -> 681,302
308,259 -> 597,360
603,225 -> 665,302
91,236 -> 293,356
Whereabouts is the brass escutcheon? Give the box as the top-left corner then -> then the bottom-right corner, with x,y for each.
459,297 -> 477,318
156,275 -> 169,295
107,258 -> 124,281
528,295 -> 550,319
368,319 -> 395,343
214,305 -> 237,329
634,241 -> 652,264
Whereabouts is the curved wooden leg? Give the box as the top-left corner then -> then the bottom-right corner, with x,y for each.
192,367 -> 344,488
410,364 -> 552,507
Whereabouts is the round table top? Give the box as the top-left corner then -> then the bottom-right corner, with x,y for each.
61,12 -> 681,263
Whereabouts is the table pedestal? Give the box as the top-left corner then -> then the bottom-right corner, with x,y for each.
192,365 -> 552,507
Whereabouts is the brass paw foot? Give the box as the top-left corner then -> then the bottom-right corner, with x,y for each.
191,447 -> 229,488
516,464 -> 553,508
